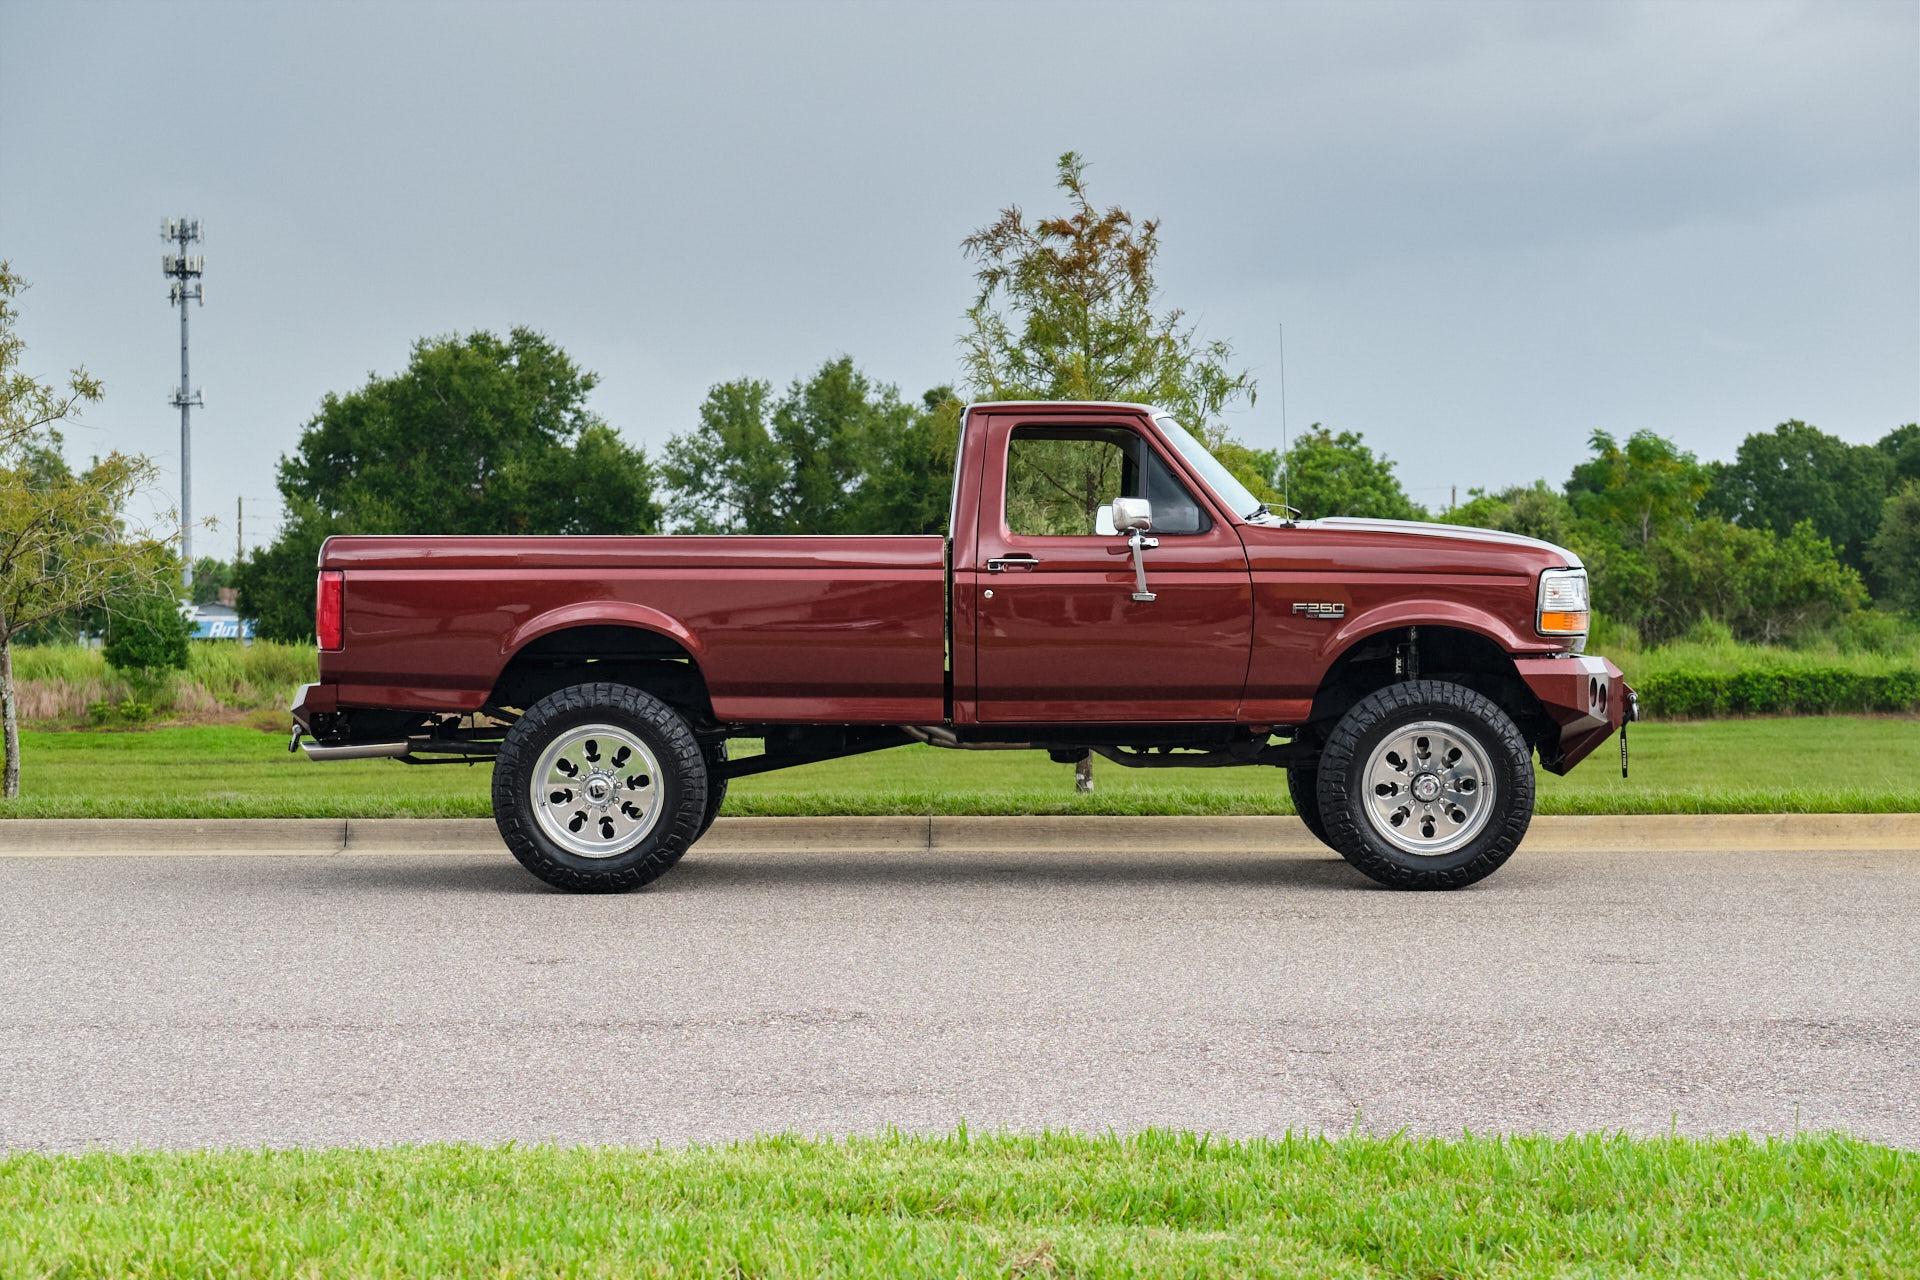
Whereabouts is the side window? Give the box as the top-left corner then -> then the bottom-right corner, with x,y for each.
1004,426 -> 1209,536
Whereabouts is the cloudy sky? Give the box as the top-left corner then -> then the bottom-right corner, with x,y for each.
2,0 -> 1915,546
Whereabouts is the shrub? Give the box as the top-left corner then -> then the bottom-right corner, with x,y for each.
87,697 -> 157,726
1640,519 -> 1867,646
103,594 -> 191,677
1636,665 -> 1920,719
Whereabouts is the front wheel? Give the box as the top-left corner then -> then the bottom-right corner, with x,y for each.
1286,758 -> 1333,850
1316,680 -> 1534,890
492,682 -> 708,892
697,739 -> 729,838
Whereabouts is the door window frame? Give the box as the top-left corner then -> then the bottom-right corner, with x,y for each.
994,419 -> 1223,544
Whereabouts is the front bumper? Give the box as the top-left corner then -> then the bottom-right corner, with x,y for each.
1513,655 -> 1636,775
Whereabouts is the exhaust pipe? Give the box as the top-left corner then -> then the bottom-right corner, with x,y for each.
300,740 -> 412,762
903,726 -> 1037,751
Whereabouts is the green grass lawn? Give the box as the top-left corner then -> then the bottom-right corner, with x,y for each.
1,1131 -> 1910,1278
1,716 -> 1916,818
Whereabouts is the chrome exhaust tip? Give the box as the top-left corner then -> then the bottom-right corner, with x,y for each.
300,740 -> 412,762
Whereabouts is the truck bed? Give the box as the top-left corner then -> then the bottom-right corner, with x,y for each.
317,535 -> 950,723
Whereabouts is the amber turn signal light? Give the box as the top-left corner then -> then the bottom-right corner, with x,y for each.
1538,610 -> 1589,635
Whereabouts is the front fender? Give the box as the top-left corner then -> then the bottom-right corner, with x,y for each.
1317,596 -> 1536,668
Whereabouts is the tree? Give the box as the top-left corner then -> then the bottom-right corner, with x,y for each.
960,154 -> 1261,792
235,498 -> 332,645
0,263 -> 174,796
659,379 -> 784,533
1879,424 -> 1920,486
1869,481 -> 1920,615
845,386 -> 964,535
238,329 -> 659,640
661,358 -> 933,534
189,557 -> 233,605
1566,429 -> 1709,548
1705,420 -> 1894,575
1279,426 -> 1424,521
1440,480 -> 1575,545
960,151 -> 1256,442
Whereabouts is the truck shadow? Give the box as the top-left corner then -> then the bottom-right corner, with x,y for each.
332,850 -> 1375,896
665,852 -> 1372,894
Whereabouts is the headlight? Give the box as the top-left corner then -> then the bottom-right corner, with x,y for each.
1537,567 -> 1590,641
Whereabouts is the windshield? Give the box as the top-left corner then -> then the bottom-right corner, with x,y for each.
1155,415 -> 1267,521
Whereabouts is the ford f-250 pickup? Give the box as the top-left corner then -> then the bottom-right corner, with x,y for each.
291,401 -> 1635,892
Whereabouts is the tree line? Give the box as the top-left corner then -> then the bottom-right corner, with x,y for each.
1264,418 -> 1919,646
224,333 -> 1916,651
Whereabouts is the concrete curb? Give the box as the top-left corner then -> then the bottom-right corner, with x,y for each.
1,813 -> 1916,857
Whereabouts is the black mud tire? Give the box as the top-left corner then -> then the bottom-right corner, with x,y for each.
1317,679 -> 1533,890
492,682 -> 707,893
1287,756 -> 1332,849
697,740 -> 729,839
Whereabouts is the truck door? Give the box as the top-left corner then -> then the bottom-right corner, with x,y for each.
967,413 -> 1253,722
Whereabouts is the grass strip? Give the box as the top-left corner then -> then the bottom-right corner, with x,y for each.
2,1130 -> 1912,1278
1,717 -> 1915,819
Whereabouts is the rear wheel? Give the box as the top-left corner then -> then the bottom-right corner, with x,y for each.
1316,679 -> 1533,890
492,682 -> 707,892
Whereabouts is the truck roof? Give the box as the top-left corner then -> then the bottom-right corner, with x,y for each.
963,400 -> 1168,416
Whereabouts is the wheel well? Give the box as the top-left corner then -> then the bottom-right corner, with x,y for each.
1306,625 -> 1554,748
488,625 -> 714,726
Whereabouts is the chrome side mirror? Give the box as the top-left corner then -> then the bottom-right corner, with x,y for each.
1110,497 -> 1153,532
1107,497 -> 1158,602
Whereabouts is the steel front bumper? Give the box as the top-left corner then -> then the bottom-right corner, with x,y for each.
1513,655 -> 1637,775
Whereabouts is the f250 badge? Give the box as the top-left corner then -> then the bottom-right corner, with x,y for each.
1291,601 -> 1346,620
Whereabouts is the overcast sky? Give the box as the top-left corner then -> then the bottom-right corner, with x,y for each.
2,0 -> 1915,547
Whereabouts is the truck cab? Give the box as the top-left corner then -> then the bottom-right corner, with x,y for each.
293,401 -> 1634,893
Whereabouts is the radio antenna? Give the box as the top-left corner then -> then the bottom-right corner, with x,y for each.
1277,322 -> 1296,520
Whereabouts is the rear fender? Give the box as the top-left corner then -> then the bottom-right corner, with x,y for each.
502,601 -> 705,665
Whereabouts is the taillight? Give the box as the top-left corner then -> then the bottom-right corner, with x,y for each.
316,570 -> 344,650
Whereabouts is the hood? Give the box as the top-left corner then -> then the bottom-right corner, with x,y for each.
1303,517 -> 1583,569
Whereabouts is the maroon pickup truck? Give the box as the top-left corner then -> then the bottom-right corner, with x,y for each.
292,401 -> 1633,892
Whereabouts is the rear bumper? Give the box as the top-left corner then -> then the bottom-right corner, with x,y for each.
289,681 -> 336,734
1514,655 -> 1635,775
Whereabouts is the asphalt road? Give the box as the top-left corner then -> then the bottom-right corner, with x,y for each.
2,841 -> 1916,1151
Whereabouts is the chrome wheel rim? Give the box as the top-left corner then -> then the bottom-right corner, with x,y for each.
529,723 -> 662,858
1361,719 -> 1496,857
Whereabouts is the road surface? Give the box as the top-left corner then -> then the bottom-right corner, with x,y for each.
2,840 -> 1915,1150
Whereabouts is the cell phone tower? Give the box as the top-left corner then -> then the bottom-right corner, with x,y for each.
162,218 -> 205,590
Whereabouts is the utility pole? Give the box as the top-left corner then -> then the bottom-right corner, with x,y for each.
236,495 -> 243,567
162,218 -> 204,591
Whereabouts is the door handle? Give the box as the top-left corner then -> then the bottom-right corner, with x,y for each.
986,555 -> 1040,573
